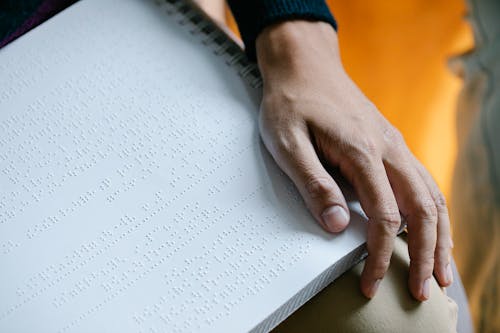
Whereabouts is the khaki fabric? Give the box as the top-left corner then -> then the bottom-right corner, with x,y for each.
274,236 -> 458,333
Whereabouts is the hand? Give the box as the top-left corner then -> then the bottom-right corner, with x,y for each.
255,21 -> 453,301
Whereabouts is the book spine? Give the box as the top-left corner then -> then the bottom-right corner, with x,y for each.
157,0 -> 263,89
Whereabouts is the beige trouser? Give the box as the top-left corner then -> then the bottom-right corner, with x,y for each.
274,235 -> 458,333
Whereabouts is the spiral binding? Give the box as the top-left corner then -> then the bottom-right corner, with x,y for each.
156,0 -> 263,89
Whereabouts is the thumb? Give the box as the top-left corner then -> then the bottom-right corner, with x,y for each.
266,131 -> 350,233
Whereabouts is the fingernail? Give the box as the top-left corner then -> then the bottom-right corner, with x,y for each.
449,237 -> 454,249
321,205 -> 349,232
368,279 -> 381,298
421,278 -> 431,300
366,279 -> 381,298
446,263 -> 453,284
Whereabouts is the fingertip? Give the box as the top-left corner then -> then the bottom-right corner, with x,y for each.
421,278 -> 431,300
321,205 -> 349,233
409,277 -> 431,301
361,278 -> 381,299
436,263 -> 453,287
435,246 -> 453,286
360,265 -> 383,299
446,263 -> 454,285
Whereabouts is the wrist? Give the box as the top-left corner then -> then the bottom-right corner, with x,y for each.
256,20 -> 343,82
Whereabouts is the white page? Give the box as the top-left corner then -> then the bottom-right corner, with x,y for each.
0,0 -> 368,332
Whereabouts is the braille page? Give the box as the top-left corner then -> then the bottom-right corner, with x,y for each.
0,0 -> 368,332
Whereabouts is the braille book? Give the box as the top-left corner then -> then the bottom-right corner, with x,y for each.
0,0 -> 369,332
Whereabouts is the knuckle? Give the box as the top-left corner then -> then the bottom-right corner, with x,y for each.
383,125 -> 405,145
384,128 -> 407,156
376,256 -> 392,271
372,210 -> 401,233
304,177 -> 335,199
386,218 -> 402,232
259,109 -> 306,158
272,130 -> 301,157
410,255 -> 435,268
354,136 -> 379,157
337,136 -> 379,165
368,255 -> 391,277
409,245 -> 436,264
432,190 -> 447,209
342,145 -> 375,170
360,137 -> 378,156
435,241 -> 451,256
410,199 -> 438,223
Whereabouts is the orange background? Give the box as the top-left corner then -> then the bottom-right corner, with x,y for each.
326,0 -> 473,198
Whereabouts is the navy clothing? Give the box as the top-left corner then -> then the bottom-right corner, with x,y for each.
0,0 -> 77,48
227,0 -> 337,60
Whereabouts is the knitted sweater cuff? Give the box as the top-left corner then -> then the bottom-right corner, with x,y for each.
227,0 -> 337,61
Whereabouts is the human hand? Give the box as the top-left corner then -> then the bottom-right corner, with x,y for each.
255,21 -> 453,301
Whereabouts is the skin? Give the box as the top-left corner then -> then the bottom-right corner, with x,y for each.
255,20 -> 454,301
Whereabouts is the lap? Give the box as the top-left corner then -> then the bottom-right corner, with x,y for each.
273,235 -> 458,333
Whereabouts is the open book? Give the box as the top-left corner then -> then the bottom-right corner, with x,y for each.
0,0 -> 369,331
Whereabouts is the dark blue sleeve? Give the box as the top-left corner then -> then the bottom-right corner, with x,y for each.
226,0 -> 337,61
